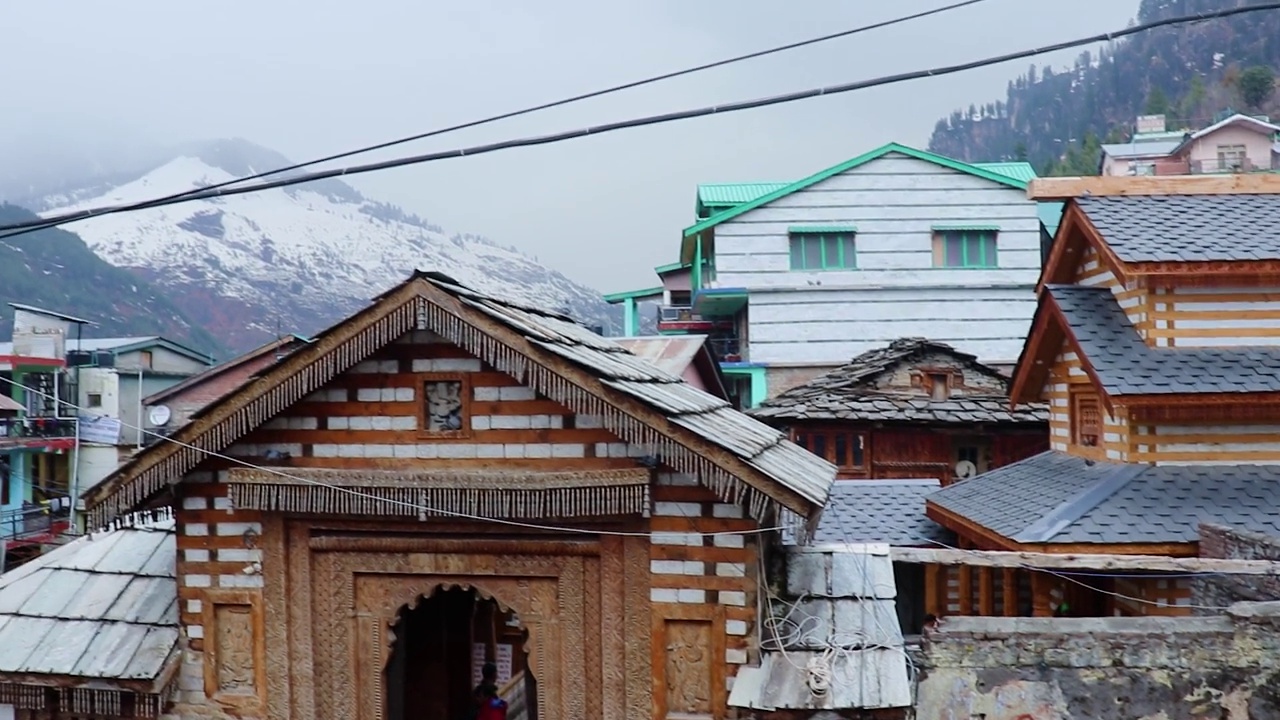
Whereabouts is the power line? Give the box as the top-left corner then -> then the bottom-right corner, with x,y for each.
0,374 -> 786,539
0,0 -> 991,236
4,1 -> 1278,239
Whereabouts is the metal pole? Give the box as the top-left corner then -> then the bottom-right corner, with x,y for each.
68,417 -> 81,532
136,366 -> 144,450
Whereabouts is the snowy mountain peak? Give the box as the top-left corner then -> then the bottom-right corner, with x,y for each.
40,147 -> 610,353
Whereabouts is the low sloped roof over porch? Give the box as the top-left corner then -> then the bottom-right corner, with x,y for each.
781,479 -> 954,548
84,271 -> 836,532
0,514 -> 179,717
927,451 -> 1280,547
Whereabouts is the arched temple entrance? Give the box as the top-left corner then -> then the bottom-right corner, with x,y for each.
385,586 -> 537,720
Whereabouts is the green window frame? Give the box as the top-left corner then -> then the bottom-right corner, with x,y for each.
788,229 -> 857,271
934,229 -> 999,269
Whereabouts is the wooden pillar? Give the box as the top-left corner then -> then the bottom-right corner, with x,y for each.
1001,568 -> 1018,617
958,565 -> 973,615
924,564 -> 941,617
1030,570 -> 1053,617
978,567 -> 994,616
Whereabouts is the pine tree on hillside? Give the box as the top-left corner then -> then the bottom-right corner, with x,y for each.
1239,66 -> 1276,110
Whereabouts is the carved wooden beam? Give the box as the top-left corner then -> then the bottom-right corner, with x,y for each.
887,546 -> 1280,574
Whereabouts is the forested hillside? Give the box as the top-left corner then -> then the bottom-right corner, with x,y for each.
0,204 -> 223,355
928,0 -> 1280,174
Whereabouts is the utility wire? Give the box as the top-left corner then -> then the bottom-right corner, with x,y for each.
0,0 -> 991,236
0,374 -> 786,539
3,1 -> 1278,239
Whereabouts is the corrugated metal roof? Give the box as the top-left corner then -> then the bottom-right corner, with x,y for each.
737,544 -> 911,711
613,336 -> 707,378
0,518 -> 178,687
697,182 -> 789,206
1100,139 -> 1182,158
973,161 -> 1037,182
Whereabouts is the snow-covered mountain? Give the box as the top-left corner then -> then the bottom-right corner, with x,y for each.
35,139 -> 613,353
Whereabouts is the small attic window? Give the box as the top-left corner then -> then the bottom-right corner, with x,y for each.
929,373 -> 950,401
1072,392 -> 1101,447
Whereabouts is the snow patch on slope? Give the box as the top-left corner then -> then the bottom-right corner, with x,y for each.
41,154 -> 609,348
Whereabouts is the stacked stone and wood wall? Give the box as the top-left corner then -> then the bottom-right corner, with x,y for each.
164,329 -> 762,720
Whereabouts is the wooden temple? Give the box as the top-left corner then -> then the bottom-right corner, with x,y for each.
67,271 -> 836,720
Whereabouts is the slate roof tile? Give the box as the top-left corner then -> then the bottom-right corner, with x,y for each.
928,451 -> 1280,544
782,480 -> 954,548
749,338 -> 1048,424
1076,194 -> 1280,263
1047,285 -> 1280,396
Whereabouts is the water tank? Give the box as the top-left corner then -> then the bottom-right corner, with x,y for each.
66,350 -> 93,367
95,351 -> 116,368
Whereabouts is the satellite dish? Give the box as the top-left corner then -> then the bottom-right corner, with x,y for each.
954,460 -> 978,479
148,405 -> 172,427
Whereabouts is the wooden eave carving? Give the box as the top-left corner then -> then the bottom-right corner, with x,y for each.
1028,173 -> 1280,200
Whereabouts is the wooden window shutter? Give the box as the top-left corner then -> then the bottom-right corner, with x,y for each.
1073,393 -> 1101,447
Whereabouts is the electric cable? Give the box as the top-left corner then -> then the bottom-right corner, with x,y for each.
0,374 -> 787,539
0,0 -> 991,236
3,1 -> 1277,239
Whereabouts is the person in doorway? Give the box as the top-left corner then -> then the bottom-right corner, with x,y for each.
470,663 -> 502,720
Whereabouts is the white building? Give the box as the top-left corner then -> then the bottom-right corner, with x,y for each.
608,143 -> 1054,404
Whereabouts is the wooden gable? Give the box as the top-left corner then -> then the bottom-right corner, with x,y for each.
85,273 -> 832,530
217,328 -> 655,521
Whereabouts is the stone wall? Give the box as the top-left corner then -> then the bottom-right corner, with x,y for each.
1194,522 -> 1280,612
915,601 -> 1280,719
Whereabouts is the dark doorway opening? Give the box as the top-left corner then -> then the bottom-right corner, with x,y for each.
385,586 -> 536,720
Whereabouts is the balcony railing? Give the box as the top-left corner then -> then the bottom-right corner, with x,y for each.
1190,157 -> 1260,174
1,494 -> 72,541
708,337 -> 746,363
658,305 -> 697,323
1,417 -> 78,439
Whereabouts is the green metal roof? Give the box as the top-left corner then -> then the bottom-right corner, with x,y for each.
973,161 -> 1037,183
603,286 -> 663,304
697,182 -> 789,206
680,143 -> 1033,263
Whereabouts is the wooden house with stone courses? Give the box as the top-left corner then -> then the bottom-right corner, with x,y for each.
748,338 -> 1049,484
748,337 -> 1048,629
925,176 -> 1280,619
0,271 -> 836,720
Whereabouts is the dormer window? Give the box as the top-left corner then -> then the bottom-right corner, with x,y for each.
1072,392 -> 1101,447
929,373 -> 951,401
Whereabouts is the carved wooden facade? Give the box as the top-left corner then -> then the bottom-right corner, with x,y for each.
82,274 -> 832,720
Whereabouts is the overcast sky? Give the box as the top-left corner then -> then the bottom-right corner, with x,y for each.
4,0 -> 1138,294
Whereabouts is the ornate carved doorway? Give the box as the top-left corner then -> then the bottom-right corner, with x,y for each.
264,521 -> 653,720
385,587 -> 536,720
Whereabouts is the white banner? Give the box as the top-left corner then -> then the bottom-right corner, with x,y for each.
78,415 -> 121,445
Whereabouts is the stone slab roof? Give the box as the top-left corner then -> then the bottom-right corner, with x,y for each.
1047,285 -> 1280,396
1076,194 -> 1280,263
749,338 -> 1048,424
0,516 -> 178,689
928,451 -> 1280,545
782,479 -> 954,548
